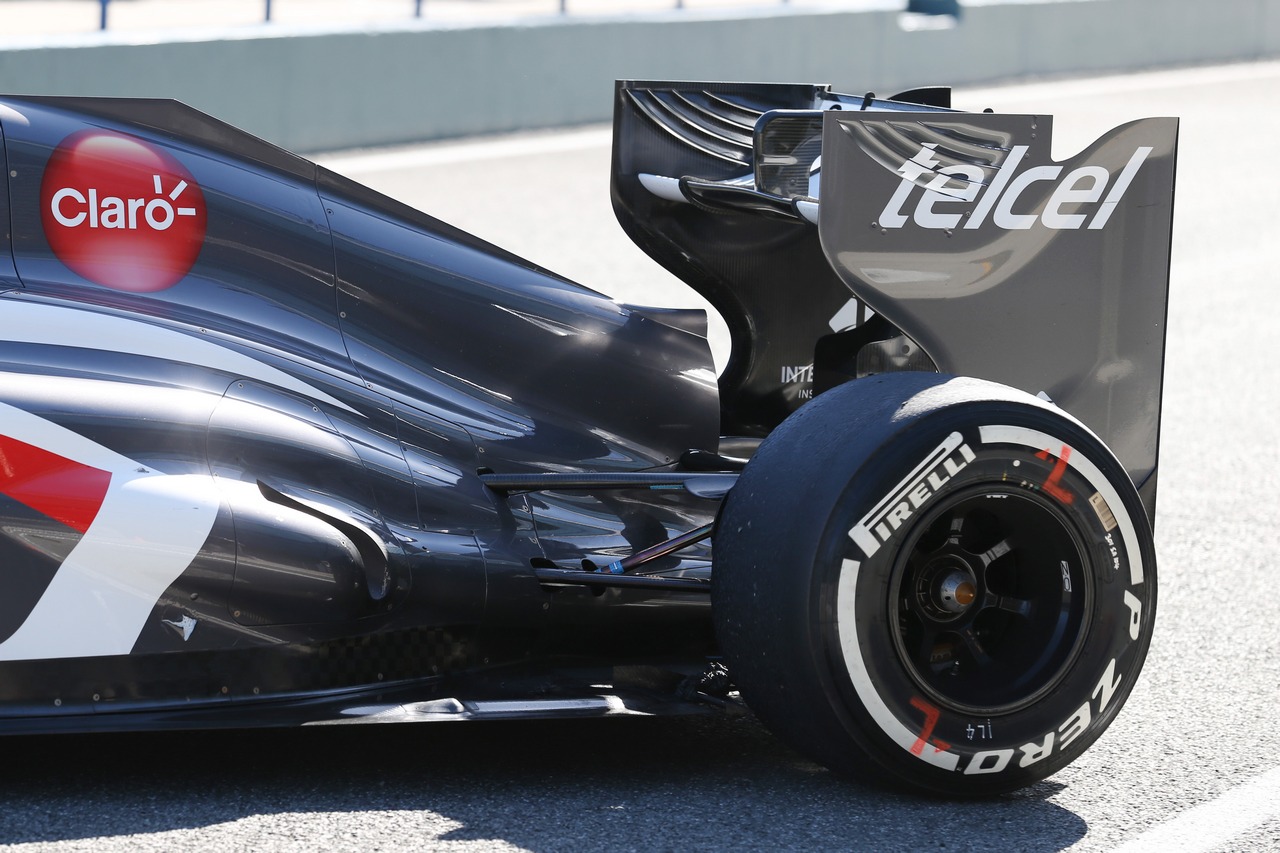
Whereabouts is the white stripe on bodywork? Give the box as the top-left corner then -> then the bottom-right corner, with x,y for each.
0,299 -> 354,413
0,401 -> 220,661
638,173 -> 687,203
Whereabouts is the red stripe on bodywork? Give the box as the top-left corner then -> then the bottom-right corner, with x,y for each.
0,435 -> 112,533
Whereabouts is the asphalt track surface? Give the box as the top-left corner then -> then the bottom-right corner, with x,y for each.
1,61 -> 1278,852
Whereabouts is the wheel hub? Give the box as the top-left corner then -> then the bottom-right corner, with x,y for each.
915,557 -> 979,619
891,487 -> 1093,714
940,572 -> 977,611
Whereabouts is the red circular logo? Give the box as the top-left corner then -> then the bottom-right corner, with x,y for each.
40,130 -> 207,292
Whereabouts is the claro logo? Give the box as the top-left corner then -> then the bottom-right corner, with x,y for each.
49,176 -> 198,232
878,143 -> 1153,232
40,130 -> 207,292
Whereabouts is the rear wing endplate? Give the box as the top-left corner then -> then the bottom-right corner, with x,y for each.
612,82 -> 1176,518
818,112 -> 1178,512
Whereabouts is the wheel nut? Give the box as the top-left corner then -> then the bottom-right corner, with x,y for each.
937,572 -> 977,613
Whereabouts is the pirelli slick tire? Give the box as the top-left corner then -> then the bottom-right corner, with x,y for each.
713,373 -> 1156,796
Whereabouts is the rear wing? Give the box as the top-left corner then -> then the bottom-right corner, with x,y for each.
611,80 -> 1177,519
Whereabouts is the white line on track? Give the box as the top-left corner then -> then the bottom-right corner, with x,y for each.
1111,766 -> 1280,853
958,59 -> 1280,105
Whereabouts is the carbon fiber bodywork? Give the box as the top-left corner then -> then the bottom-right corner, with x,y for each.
0,95 -> 721,723
0,85 -> 1175,733
612,81 -> 1176,517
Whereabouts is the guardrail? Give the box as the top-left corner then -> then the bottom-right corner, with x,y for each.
2,0 -> 1273,152
5,0 -> 962,39
85,0 -> 868,32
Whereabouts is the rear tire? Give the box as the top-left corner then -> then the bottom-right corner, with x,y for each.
713,374 -> 1156,796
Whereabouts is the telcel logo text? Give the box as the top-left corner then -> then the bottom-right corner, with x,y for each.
878,143 -> 1152,232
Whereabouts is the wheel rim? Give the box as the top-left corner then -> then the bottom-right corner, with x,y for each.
888,485 -> 1093,715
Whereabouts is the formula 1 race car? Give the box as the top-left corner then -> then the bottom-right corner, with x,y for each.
0,82 -> 1176,796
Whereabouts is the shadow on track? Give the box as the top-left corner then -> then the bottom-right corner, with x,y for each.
0,714 -> 1087,850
